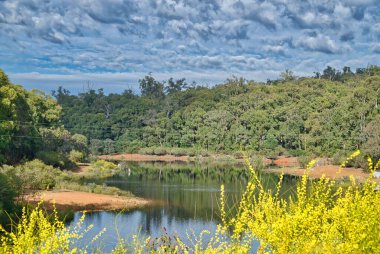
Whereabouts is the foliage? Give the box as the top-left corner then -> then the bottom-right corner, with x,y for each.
85,160 -> 118,178
54,181 -> 133,197
224,152 -> 380,253
0,160 -> 62,192
250,154 -> 265,171
54,66 -> 379,159
0,205 -> 97,254
297,155 -> 314,169
362,115 -> 380,161
0,69 -> 62,164
0,172 -> 20,223
138,147 -> 200,157
69,150 -> 84,163
36,150 -> 74,169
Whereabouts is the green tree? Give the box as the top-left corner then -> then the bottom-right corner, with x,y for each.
139,74 -> 164,99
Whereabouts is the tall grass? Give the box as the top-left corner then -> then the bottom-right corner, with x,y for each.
1,151 -> 379,253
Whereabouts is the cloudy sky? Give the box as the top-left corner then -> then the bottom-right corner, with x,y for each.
1,0 -> 379,93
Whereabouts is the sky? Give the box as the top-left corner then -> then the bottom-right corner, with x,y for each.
0,0 -> 380,94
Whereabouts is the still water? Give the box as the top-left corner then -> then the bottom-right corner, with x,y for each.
70,162 -> 297,252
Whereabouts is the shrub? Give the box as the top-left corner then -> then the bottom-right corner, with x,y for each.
0,206 -> 97,253
86,160 -> 118,178
153,147 -> 167,156
68,150 -> 84,163
170,147 -> 187,156
223,152 -> 380,253
288,149 -> 306,157
7,160 -> 62,191
139,147 -> 155,155
233,151 -> 244,159
250,154 -> 265,171
0,172 -> 19,222
298,155 -> 314,169
186,148 -> 197,157
200,149 -> 210,157
115,139 -> 143,153
36,151 -> 74,169
54,181 -> 133,197
331,150 -> 347,165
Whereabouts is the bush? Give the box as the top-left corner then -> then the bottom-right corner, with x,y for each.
331,150 -> 347,165
298,155 -> 314,169
68,150 -> 84,163
0,206 -> 93,253
288,149 -> 306,157
0,172 -> 19,222
186,148 -> 197,157
250,154 -> 265,171
153,147 -> 167,156
86,160 -> 118,178
346,155 -> 369,171
55,181 -> 133,197
17,160 -> 61,191
170,147 -> 187,156
222,154 -> 380,253
200,150 -> 209,157
115,139 -> 143,153
233,151 -> 244,159
36,151 -> 74,169
139,147 -> 155,155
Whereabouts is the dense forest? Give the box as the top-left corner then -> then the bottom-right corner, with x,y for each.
53,66 -> 380,160
1,66 -> 379,167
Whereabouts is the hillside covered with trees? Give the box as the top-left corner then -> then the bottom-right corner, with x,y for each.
54,66 -> 380,161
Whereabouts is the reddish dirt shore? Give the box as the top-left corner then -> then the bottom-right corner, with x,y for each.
98,153 -> 189,162
266,165 -> 374,182
24,191 -> 154,212
265,156 -> 299,167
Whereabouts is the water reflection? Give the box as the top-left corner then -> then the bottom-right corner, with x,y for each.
72,209 -> 219,252
72,162 -> 297,251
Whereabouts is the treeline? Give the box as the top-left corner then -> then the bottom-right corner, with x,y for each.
54,66 -> 380,161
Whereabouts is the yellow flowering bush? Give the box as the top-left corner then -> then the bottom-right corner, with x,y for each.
87,160 -> 118,178
0,204 -> 95,254
224,150 -> 380,253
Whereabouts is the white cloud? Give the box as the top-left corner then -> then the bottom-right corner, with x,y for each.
0,0 -> 379,93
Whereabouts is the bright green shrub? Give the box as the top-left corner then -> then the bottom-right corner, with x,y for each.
68,150 -> 84,163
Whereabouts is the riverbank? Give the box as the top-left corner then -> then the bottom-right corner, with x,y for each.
23,190 -> 154,212
98,153 -> 299,166
98,153 -> 190,162
266,165 -> 377,182
98,153 -> 378,182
